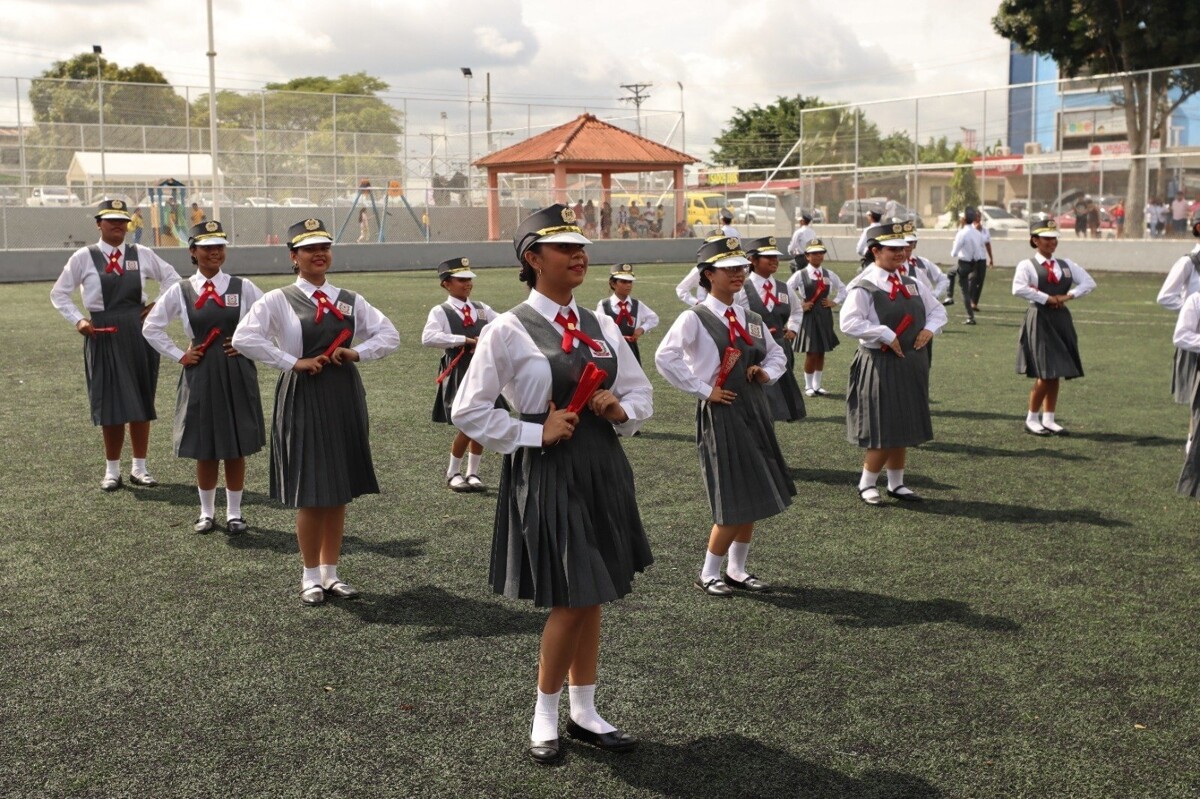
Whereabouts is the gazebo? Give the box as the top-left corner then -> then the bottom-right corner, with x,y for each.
474,113 -> 698,241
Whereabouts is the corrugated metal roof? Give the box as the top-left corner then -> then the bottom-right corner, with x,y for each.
475,114 -> 696,168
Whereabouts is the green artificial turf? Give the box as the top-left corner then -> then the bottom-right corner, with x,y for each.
2,261 -> 1197,798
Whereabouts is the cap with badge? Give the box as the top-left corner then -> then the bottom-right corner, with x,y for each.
804,238 -> 827,254
286,218 -> 333,250
189,220 -> 228,247
610,263 -> 636,282
95,198 -> 132,221
697,236 -> 750,268
865,219 -> 914,248
903,218 -> 919,243
513,204 -> 592,263
438,257 -> 477,282
744,236 -> 784,257
1029,214 -> 1059,238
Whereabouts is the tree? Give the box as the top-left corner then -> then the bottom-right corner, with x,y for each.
993,1 -> 1200,238
944,149 -> 982,220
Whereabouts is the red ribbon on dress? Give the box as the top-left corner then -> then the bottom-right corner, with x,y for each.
762,281 -> 777,308
313,290 -> 345,323
724,308 -> 753,345
195,280 -> 225,309
435,346 -> 467,384
614,300 -> 635,327
890,313 -> 915,355
566,362 -> 609,414
887,274 -> 912,300
714,346 -> 743,388
194,326 -> 223,355
461,303 -> 475,327
322,328 -> 352,359
1045,259 -> 1059,284
554,310 -> 602,354
105,250 -> 123,275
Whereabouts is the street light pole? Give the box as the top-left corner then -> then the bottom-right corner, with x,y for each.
461,67 -> 473,207
93,45 -> 106,196
206,0 -> 221,221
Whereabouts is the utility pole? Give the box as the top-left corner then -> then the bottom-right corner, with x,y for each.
486,72 -> 494,153
620,83 -> 652,194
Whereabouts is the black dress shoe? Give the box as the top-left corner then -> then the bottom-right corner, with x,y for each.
963,318 -> 977,325
886,486 -> 923,502
1024,421 -> 1052,436
565,719 -> 637,753
694,577 -> 733,597
128,472 -> 158,487
300,585 -> 325,606
723,573 -> 772,593
323,580 -> 360,599
194,516 -> 216,534
858,486 -> 882,505
528,737 -> 562,765
225,518 -> 249,535
100,475 -> 122,492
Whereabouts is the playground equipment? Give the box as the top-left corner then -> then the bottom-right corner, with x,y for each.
334,179 -> 429,243
146,178 -> 191,247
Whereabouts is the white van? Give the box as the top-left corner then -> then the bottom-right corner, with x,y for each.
27,186 -> 82,207
742,193 -> 779,224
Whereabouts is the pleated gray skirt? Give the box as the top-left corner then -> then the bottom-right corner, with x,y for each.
846,346 -> 933,449
1016,305 -> 1083,380
83,308 -> 159,426
173,349 -> 265,461
697,386 -> 795,525
490,413 -> 652,608
1171,347 -> 1199,405
270,363 -> 378,508
796,306 -> 839,354
765,348 -> 807,422
1178,393 -> 1200,499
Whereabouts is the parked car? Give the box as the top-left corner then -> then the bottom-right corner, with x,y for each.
837,198 -> 924,228
27,186 -> 82,207
1054,208 -> 1117,238
279,196 -> 316,207
742,193 -> 779,225
0,187 -> 22,206
794,206 -> 825,224
725,198 -> 746,224
978,205 -> 1029,231
242,196 -> 280,207
191,193 -> 236,208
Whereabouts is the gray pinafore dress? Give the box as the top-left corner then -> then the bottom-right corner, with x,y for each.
845,278 -> 933,449
83,244 -> 160,425
490,304 -> 652,608
795,268 -> 840,354
692,305 -> 795,525
1016,260 -> 1084,380
1171,253 -> 1200,404
600,297 -> 643,363
743,278 -> 806,422
432,300 -> 491,424
173,278 -> 265,460
1179,378 -> 1200,499
270,285 -> 378,508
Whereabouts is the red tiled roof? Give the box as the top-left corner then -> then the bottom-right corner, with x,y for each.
475,113 -> 697,169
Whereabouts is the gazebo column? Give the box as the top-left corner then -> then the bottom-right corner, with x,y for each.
553,164 -> 568,203
487,168 -> 501,241
601,173 -> 612,238
674,166 -> 685,237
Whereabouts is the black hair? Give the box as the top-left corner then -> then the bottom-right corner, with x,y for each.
697,264 -> 714,291
518,243 -> 541,288
860,239 -> 882,268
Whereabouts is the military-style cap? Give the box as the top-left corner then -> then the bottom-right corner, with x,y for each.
697,236 -> 750,268
287,218 -> 333,249
189,220 -> 228,247
744,236 -> 784,257
1030,214 -> 1058,238
865,220 -> 913,248
95,198 -> 131,221
903,218 -> 919,243
438,257 -> 476,281
805,238 -> 827,254
610,263 -> 636,282
513,204 -> 591,263
798,210 -> 813,222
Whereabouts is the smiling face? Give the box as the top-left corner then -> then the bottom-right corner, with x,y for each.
705,264 -> 747,302
192,244 -> 226,277
443,276 -> 473,301
750,254 -> 779,278
806,251 -> 826,269
526,242 -> 588,298
291,242 -> 333,284
873,244 -> 907,272
1033,235 -> 1058,258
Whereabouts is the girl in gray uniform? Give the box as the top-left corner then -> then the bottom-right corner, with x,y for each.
785,238 -> 847,396
737,236 -> 805,422
1011,215 -> 1097,436
142,221 -> 265,534
1173,292 -> 1200,499
232,219 -> 398,606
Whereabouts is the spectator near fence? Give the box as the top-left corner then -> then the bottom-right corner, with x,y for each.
1172,192 -> 1190,237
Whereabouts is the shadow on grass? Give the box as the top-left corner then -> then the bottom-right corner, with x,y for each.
745,586 -> 1020,631
889,497 -> 1129,527
1063,431 -> 1181,447
128,483 -> 279,509
633,431 -> 695,444
929,409 -> 1020,422
225,526 -> 426,560
573,733 -> 944,797
336,584 -> 543,642
923,441 -> 1091,461
789,467 -> 957,492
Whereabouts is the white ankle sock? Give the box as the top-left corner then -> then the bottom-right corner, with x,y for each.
531,688 -> 562,740
319,563 -> 338,588
198,487 -> 216,518
804,372 -> 814,390
726,541 -> 750,582
813,370 -> 824,389
700,550 -> 724,583
105,459 -> 121,479
466,452 -> 482,476
132,457 -> 147,476
569,684 -> 616,734
447,454 -> 463,479
225,489 -> 243,520
886,469 -> 906,491
1026,410 -> 1040,425
858,469 -> 881,491
302,566 -> 322,590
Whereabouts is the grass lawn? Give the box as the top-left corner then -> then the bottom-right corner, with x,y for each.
3,258 -> 1197,798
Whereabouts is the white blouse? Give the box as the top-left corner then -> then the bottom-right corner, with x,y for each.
1157,245 -> 1200,311
1011,255 -> 1097,306
141,270 -> 264,363
450,289 -> 653,453
231,277 -> 399,372
595,294 -> 659,333
1173,292 -> 1200,354
420,299 -> 499,349
675,265 -> 709,306
839,265 -> 947,349
784,265 -> 848,335
655,294 -> 787,400
50,240 -> 180,325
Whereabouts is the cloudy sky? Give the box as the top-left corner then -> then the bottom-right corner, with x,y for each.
1,0 -> 1016,164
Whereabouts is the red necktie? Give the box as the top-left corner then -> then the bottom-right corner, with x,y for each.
724,308 -> 753,346
195,280 -> 225,309
812,270 -> 827,297
312,290 -> 345,323
614,300 -> 634,327
762,280 -> 776,309
461,303 -> 474,328
554,309 -> 601,354
105,249 -> 123,275
897,261 -> 907,276
1045,259 -> 1059,284
888,274 -> 911,300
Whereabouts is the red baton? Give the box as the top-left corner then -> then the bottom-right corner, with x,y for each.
566,362 -> 609,414
435,346 -> 467,384
714,346 -> 742,388
194,326 -> 223,355
91,326 -> 119,334
323,328 -> 352,359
